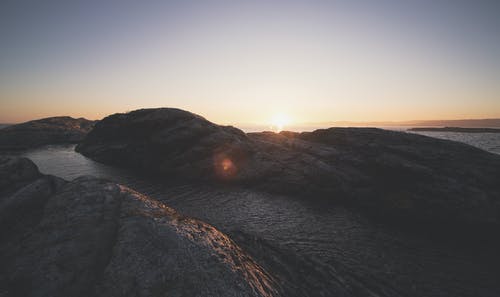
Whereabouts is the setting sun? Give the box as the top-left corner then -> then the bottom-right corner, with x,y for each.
271,113 -> 291,132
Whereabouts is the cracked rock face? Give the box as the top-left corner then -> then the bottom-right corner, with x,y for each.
76,108 -> 500,230
0,157 -> 280,297
0,116 -> 96,150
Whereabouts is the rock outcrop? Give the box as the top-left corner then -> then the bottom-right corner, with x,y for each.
0,157 -> 282,297
291,128 -> 500,225
77,108 -> 249,180
0,116 -> 96,150
76,108 -> 500,230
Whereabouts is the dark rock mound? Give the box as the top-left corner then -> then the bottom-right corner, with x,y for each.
0,157 -> 65,241
290,128 -> 500,227
0,156 -> 41,190
77,108 -> 500,231
0,157 -> 281,297
0,116 -> 96,150
77,108 -> 250,180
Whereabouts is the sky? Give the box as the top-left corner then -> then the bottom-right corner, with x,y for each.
1,0 -> 499,126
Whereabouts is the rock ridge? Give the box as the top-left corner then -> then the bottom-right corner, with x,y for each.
0,116 -> 96,150
76,108 -> 500,230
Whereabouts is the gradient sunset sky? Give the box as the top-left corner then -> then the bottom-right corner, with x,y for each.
1,0 -> 499,125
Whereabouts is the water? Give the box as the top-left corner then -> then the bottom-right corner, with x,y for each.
240,124 -> 500,155
409,131 -> 500,154
14,133 -> 500,296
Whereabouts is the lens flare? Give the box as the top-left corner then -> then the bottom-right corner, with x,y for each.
214,153 -> 238,180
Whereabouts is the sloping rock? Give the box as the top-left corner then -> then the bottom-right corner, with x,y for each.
0,157 -> 65,241
0,116 -> 96,150
291,128 -> 500,226
76,109 -> 340,185
0,157 -> 281,297
77,108 -> 250,180
0,156 -> 41,190
76,108 -> 500,230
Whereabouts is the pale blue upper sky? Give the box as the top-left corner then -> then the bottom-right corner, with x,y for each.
1,0 -> 499,124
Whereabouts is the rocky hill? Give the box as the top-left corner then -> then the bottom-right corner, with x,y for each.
0,116 -> 96,150
76,108 -> 500,231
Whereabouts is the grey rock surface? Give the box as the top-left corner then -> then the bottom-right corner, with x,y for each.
0,116 -> 95,150
77,108 -> 500,229
0,157 -> 282,297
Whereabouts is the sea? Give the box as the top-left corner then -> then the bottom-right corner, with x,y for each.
241,124 -> 500,155
392,127 -> 500,155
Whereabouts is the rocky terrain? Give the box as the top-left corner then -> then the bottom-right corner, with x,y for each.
4,107 -> 500,296
77,108 -> 500,231
0,116 -> 95,150
3,155 -> 414,297
0,156 -> 283,297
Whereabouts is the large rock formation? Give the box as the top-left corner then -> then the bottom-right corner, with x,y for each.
77,108 -> 249,180
76,108 -> 500,230
0,116 -> 96,150
289,128 -> 500,227
0,157 -> 282,297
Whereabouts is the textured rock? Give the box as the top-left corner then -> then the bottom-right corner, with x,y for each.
0,116 -> 95,150
0,157 -> 282,297
77,108 -> 249,180
292,128 -> 500,225
77,108 -> 500,229
0,156 -> 41,190
0,157 -> 64,241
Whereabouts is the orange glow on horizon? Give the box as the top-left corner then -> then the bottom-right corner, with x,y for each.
270,113 -> 291,132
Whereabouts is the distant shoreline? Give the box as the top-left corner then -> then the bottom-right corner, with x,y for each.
408,127 -> 500,133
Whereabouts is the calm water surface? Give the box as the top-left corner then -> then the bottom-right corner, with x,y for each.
16,133 -> 500,296
408,130 -> 500,154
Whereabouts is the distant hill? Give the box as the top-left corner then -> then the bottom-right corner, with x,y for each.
0,116 -> 96,150
238,118 -> 500,133
408,127 -> 500,133
404,119 -> 500,127
308,118 -> 500,128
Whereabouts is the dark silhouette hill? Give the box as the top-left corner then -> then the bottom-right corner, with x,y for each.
0,116 -> 95,150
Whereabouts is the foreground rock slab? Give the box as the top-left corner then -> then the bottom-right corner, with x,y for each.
0,116 -> 95,150
0,157 -> 281,297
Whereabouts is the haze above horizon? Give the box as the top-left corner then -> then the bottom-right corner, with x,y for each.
1,0 -> 499,125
